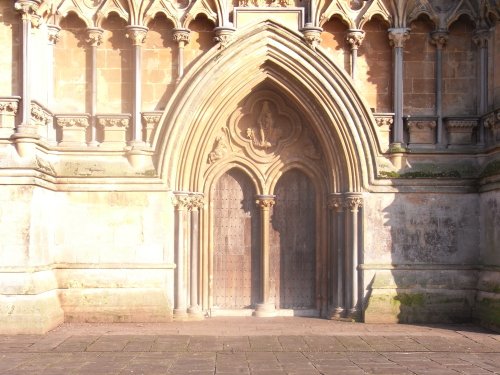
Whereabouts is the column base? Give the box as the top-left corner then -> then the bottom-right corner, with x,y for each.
187,305 -> 204,320
346,308 -> 361,322
173,308 -> 188,321
329,307 -> 345,320
253,303 -> 276,317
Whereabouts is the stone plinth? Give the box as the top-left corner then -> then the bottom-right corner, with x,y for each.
405,116 -> 437,148
55,114 -> 90,147
97,114 -> 130,148
445,117 -> 478,147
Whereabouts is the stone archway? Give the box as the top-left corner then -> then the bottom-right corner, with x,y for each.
158,22 -> 379,320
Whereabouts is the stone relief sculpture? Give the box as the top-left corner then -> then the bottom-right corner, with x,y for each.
246,101 -> 280,149
238,0 -> 291,7
208,134 -> 228,164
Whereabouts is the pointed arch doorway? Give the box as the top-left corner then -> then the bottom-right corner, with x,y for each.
207,87 -> 327,317
160,22 -> 377,321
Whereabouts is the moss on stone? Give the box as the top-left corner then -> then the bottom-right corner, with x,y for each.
393,293 -> 425,307
476,298 -> 500,327
379,170 -> 461,179
480,160 -> 500,178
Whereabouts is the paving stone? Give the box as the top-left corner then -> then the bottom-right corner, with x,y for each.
1,319 -> 500,375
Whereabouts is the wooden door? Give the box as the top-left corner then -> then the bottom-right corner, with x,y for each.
212,169 -> 260,308
271,169 -> 316,309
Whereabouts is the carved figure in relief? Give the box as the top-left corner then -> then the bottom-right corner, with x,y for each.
208,135 -> 228,164
247,101 -> 277,149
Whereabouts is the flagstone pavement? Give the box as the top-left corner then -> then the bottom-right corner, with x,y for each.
1,317 -> 500,375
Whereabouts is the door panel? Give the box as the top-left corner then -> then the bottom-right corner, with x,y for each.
271,170 -> 316,309
212,169 -> 260,308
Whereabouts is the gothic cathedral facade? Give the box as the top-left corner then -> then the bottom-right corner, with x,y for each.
0,0 -> 499,333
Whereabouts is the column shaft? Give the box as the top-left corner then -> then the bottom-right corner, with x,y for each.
388,28 -> 410,147
431,31 -> 448,147
126,26 -> 148,146
188,193 -> 203,316
328,194 -> 345,318
86,28 -> 103,146
173,29 -> 190,83
173,193 -> 190,318
254,195 -> 276,317
344,195 -> 363,320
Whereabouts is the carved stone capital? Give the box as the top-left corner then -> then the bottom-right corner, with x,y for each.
47,24 -> 61,45
473,29 -> 490,49
56,115 -> 90,128
301,24 -> 322,50
344,195 -> 363,212
256,195 -> 276,209
173,192 -> 191,210
97,115 -> 130,128
484,112 -> 497,129
388,28 -> 410,48
407,120 -> 437,130
15,0 -> 40,23
214,27 -> 235,49
374,114 -> 394,130
189,193 -> 205,210
346,29 -> 365,50
327,194 -> 344,212
430,30 -> 449,49
126,25 -> 148,46
142,113 -> 161,128
0,97 -> 20,115
86,27 -> 104,47
172,28 -> 190,45
31,101 -> 52,125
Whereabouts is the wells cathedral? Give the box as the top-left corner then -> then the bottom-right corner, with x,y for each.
0,0 -> 499,334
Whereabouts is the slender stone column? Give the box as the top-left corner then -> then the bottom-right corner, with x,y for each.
327,194 -> 345,319
473,29 -> 489,146
86,28 -> 103,147
346,29 -> 365,79
173,192 -> 190,319
13,1 -> 41,156
254,195 -> 276,317
430,30 -> 448,147
46,24 -> 60,109
126,25 -> 148,146
388,28 -> 410,148
344,194 -> 363,320
188,193 -> 204,317
172,29 -> 190,83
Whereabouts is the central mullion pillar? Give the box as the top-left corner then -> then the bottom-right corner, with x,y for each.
254,195 -> 276,317
344,194 -> 363,321
173,192 -> 190,319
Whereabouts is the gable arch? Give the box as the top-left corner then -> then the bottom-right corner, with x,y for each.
153,21 -> 381,194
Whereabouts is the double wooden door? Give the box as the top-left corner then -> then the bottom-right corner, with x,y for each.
212,168 -> 316,310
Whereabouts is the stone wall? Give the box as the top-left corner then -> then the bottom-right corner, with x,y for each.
0,1 -> 20,97
363,192 -> 479,323
476,190 -> 500,331
0,186 -> 175,332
